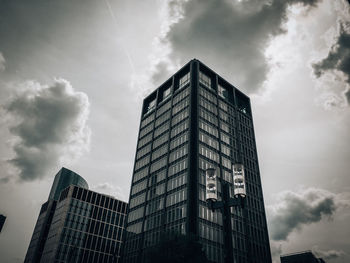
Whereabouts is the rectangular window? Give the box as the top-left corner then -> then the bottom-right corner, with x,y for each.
199,120 -> 218,138
167,173 -> 187,191
199,71 -> 212,89
155,111 -> 171,128
154,121 -> 169,138
221,133 -> 231,145
133,167 -> 148,183
172,97 -> 189,115
199,98 -> 217,115
168,159 -> 188,176
150,156 -> 167,173
134,155 -> 150,171
173,87 -> 190,104
129,193 -> 146,209
171,108 -> 189,127
199,108 -> 218,126
153,133 -> 169,149
199,131 -> 219,150
139,123 -> 153,138
127,206 -> 144,223
171,121 -> 189,138
166,189 -> 187,207
199,144 -> 219,163
138,133 -> 152,149
220,122 -> 230,133
131,179 -> 147,195
218,84 -> 229,99
169,145 -> 188,163
170,132 -> 188,150
141,113 -> 155,128
151,144 -> 168,161
179,72 -> 190,89
221,144 -> 231,157
199,87 -> 217,105
136,144 -> 151,160
156,101 -> 171,117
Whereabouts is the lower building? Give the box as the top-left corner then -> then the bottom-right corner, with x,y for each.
40,185 -> 128,263
25,168 -> 127,263
280,251 -> 326,263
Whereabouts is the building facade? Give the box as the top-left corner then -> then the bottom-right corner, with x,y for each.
25,168 -> 127,263
25,167 -> 88,263
40,185 -> 127,263
122,59 -> 272,263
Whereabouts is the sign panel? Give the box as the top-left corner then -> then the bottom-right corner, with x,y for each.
233,164 -> 246,198
205,168 -> 217,202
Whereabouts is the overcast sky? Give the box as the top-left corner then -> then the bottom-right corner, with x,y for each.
0,0 -> 349,262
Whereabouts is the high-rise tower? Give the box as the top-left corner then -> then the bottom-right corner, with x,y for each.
123,59 -> 272,263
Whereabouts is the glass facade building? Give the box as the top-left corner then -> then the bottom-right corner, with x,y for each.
123,59 -> 272,263
49,167 -> 89,201
40,185 -> 127,263
25,168 -> 127,263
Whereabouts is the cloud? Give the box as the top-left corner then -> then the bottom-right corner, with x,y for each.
92,182 -> 126,201
0,52 -> 5,71
313,22 -> 350,106
150,0 -> 321,93
2,78 -> 90,182
312,246 -> 346,260
268,187 -> 350,241
270,240 -> 283,263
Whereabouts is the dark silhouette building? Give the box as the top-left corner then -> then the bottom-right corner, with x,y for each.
24,168 -> 127,263
0,214 -> 6,233
281,251 -> 326,263
122,59 -> 272,263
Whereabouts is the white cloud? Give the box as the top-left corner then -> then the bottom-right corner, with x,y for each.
312,246 -> 346,260
92,182 -> 126,201
2,78 -> 90,182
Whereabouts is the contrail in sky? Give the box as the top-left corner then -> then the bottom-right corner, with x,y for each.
104,0 -> 136,74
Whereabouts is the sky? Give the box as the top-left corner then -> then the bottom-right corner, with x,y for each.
0,0 -> 349,262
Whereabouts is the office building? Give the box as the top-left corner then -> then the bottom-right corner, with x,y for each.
25,167 -> 88,263
0,214 -> 6,233
122,59 -> 272,263
25,168 -> 127,263
281,251 -> 326,263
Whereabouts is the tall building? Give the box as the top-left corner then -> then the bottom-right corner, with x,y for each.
25,168 -> 128,263
281,251 -> 326,263
122,59 -> 272,263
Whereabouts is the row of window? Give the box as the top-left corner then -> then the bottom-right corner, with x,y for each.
71,187 -> 127,214
169,144 -> 188,163
199,97 -> 217,115
154,121 -> 169,138
199,107 -> 218,126
199,222 -> 224,244
172,97 -> 189,115
199,204 -> 223,225
139,122 -> 153,139
140,113 -> 155,129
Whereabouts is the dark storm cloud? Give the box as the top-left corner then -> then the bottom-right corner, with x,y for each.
2,79 -> 90,181
313,23 -> 350,105
154,0 -> 321,93
268,188 -> 344,241
312,246 -> 345,260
